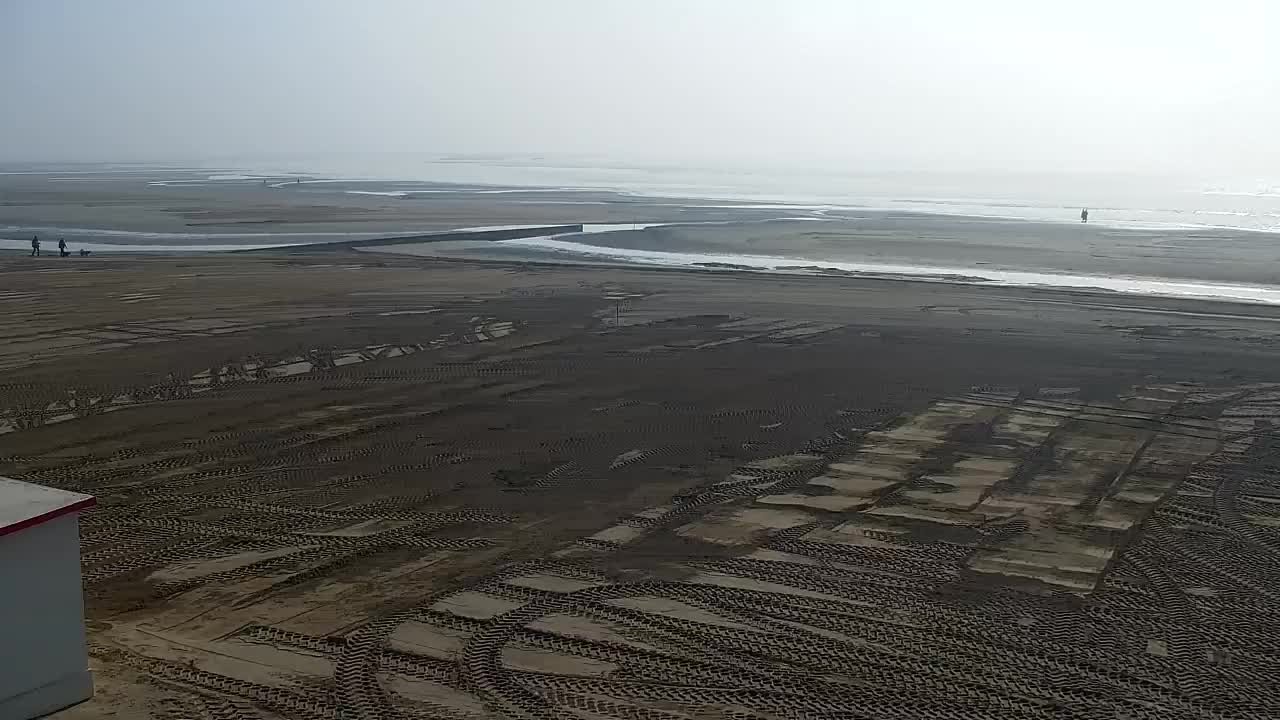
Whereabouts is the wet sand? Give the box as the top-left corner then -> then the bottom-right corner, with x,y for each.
8,167 -> 1280,292
375,215 -> 1280,288
2,249 -> 1280,718
0,169 -> 786,246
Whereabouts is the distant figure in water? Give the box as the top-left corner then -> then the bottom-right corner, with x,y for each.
58,238 -> 68,257
1081,208 -> 1089,223
30,236 -> 40,257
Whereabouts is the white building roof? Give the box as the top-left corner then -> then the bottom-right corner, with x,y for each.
0,477 -> 95,538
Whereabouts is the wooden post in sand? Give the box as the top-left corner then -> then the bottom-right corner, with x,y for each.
604,292 -> 628,329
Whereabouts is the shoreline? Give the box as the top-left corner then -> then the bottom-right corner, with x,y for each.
4,162 -> 1280,234
8,158 -> 1280,234
320,246 -> 1280,320
347,218 -> 1280,306
7,163 -> 1280,307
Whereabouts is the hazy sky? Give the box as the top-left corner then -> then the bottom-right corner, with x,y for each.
3,0 -> 1278,175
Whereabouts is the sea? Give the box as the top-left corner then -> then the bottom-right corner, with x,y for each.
236,153 -> 1280,233
6,154 -> 1280,305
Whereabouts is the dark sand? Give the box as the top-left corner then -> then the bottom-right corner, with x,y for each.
2,248 -> 1279,718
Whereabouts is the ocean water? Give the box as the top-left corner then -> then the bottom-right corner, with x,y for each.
235,153 -> 1280,233
271,154 -> 1280,304
10,156 -> 1280,305
498,234 -> 1280,305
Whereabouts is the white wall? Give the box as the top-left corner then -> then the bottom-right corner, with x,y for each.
0,512 -> 92,718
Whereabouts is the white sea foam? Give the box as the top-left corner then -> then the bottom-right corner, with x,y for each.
472,187 -> 599,194
148,174 -> 274,186
454,224 -> 578,232
499,236 -> 1280,305
452,220 -> 811,236
581,223 -> 667,233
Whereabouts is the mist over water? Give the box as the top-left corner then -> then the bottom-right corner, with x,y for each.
7,1 -> 1280,234
224,153 -> 1280,233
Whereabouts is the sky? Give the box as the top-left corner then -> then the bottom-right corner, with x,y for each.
3,0 -> 1278,177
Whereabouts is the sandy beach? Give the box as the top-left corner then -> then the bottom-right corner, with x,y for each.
0,168 -> 789,246
0,244 -> 1278,718
6,167 -> 1280,304
544,216 -> 1280,282
9,0 -> 1280,714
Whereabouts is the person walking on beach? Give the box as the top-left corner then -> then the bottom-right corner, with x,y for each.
1080,208 -> 1089,223
30,236 -> 40,257
58,237 -> 68,257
